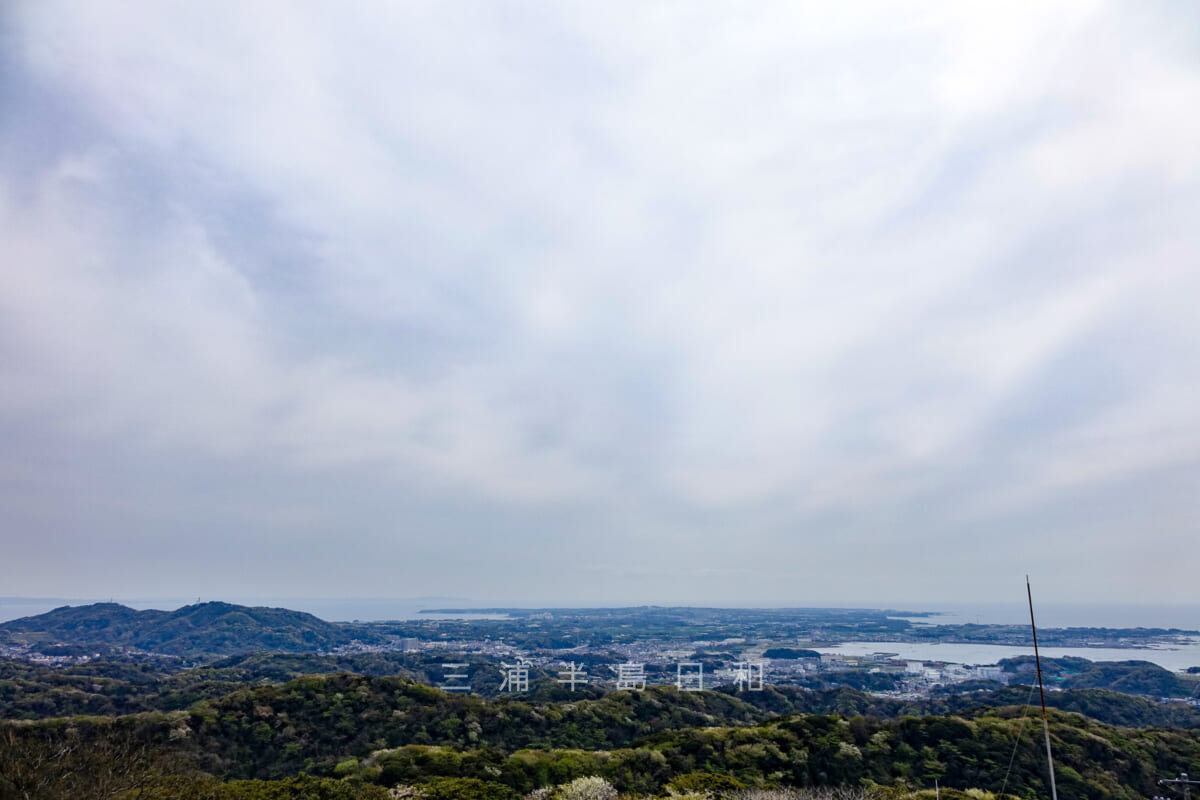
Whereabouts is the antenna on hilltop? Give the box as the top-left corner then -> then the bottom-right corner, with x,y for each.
1027,576 -> 1058,800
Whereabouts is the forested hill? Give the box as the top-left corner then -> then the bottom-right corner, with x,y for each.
4,674 -> 1200,799
0,602 -> 364,656
999,655 -> 1197,697
6,652 -> 1200,730
176,675 -> 1200,783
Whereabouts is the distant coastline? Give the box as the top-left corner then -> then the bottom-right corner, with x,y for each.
4,598 -> 1198,628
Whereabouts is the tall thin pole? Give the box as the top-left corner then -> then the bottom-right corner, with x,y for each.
1027,576 -> 1058,800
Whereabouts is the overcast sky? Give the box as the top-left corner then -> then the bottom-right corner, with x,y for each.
2,2 -> 1199,609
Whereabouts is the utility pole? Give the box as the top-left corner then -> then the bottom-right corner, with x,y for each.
1156,772 -> 1200,800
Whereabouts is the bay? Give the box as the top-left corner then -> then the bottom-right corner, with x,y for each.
815,639 -> 1200,673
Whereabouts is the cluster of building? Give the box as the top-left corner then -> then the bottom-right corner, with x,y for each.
331,634 -> 1018,698
814,651 -> 1010,689
0,640 -> 103,666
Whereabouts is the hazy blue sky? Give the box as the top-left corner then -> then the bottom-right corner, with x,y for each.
2,2 -> 1199,608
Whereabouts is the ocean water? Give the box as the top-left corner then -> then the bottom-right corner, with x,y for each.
888,602 -> 1200,631
815,639 -> 1200,673
4,599 -> 1199,628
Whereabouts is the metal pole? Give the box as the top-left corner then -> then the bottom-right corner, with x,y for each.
1159,772 -> 1200,800
1027,576 -> 1058,800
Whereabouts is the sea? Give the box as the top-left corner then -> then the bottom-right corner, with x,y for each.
814,641 -> 1200,673
3,598 -> 1198,672
885,602 -> 1200,631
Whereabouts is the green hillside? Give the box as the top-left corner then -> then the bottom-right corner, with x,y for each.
4,672 -> 1200,799
0,602 -> 364,657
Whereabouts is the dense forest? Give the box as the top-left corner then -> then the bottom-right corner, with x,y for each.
6,654 -> 1200,728
3,668 -> 1199,800
998,657 -> 1198,698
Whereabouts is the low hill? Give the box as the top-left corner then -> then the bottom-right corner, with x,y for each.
1000,655 -> 1196,697
5,652 -> 1200,730
0,601 -> 364,657
4,678 -> 1200,799
184,674 -> 769,778
762,647 -> 822,659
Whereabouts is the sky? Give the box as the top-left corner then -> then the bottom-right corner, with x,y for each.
1,1 -> 1199,610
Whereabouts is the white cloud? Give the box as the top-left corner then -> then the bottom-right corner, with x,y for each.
2,0 -> 1199,601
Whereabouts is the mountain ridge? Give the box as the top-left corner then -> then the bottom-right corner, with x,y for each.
0,601 -> 360,657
